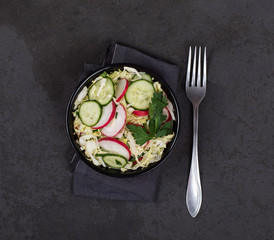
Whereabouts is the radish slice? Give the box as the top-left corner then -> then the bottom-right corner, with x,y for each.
115,78 -> 129,102
132,110 -> 149,116
99,137 -> 131,160
162,91 -> 175,120
166,100 -> 175,120
101,104 -> 126,137
163,107 -> 172,122
163,91 -> 175,121
115,127 -> 124,139
92,101 -> 116,129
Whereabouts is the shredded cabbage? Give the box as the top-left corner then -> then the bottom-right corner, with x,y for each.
74,86 -> 88,110
153,81 -> 163,92
124,66 -> 142,78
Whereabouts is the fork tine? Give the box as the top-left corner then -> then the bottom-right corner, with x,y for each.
186,46 -> 192,87
197,46 -> 201,87
191,46 -> 197,87
203,47 -> 207,87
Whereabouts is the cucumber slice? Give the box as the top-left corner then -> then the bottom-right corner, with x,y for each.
132,73 -> 152,82
131,74 -> 140,81
140,72 -> 152,81
88,77 -> 114,106
95,153 -> 105,157
125,80 -> 155,110
101,154 -> 127,169
79,100 -> 102,127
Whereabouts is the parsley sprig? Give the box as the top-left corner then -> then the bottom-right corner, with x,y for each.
127,92 -> 173,145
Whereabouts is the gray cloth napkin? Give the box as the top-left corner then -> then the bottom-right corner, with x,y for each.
71,42 -> 179,201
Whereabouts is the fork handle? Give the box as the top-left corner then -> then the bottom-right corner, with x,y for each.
186,105 -> 202,218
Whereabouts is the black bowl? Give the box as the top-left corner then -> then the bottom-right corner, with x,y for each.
66,63 -> 180,177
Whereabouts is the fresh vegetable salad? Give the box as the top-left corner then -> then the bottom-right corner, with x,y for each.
73,66 -> 175,171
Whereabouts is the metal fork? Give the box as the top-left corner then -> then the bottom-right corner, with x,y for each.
185,46 -> 207,218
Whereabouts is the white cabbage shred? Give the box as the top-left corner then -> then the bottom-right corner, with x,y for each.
74,86 -> 88,110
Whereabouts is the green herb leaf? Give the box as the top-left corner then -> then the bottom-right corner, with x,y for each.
155,121 -> 173,138
126,124 -> 151,145
149,92 -> 168,134
100,71 -> 108,77
137,153 -> 145,158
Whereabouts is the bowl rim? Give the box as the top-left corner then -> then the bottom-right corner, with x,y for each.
66,63 -> 180,178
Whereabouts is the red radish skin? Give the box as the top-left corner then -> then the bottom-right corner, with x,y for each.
142,140 -> 150,148
115,78 -> 129,102
132,110 -> 149,116
99,137 -> 131,160
101,104 -> 126,137
127,122 -> 143,127
132,156 -> 143,166
92,101 -> 116,129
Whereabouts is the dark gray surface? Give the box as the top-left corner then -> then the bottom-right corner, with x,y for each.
0,1 -> 273,239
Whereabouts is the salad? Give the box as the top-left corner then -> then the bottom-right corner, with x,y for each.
73,66 -> 176,172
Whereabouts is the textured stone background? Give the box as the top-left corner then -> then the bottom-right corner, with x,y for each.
0,0 -> 273,239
